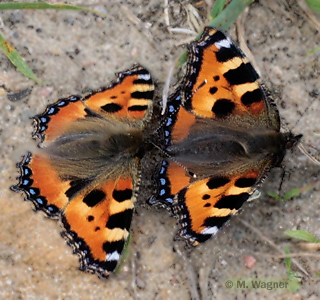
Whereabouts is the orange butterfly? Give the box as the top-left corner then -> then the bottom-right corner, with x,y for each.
11,64 -> 154,277
149,27 -> 302,246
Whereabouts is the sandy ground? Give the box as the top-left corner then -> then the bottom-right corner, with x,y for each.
1,0 -> 320,299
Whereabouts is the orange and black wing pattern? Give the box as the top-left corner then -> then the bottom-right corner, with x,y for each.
173,169 -> 260,245
34,64 -> 154,146
12,64 -> 154,277
61,175 -> 137,277
182,27 -> 280,131
150,28 -> 297,246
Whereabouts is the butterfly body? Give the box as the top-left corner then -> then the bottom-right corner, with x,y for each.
150,27 -> 301,246
44,117 -> 145,180
12,64 -> 155,277
166,117 -> 290,174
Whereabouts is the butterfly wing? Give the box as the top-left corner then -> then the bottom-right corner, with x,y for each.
61,174 -> 137,277
12,64 -> 154,277
150,28 -> 289,245
149,91 -> 193,207
173,168 -> 260,245
34,64 -> 154,146
182,27 -> 280,131
84,65 -> 154,124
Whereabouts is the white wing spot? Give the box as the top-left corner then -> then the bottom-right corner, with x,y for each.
215,38 -> 232,49
138,74 -> 151,81
106,251 -> 120,262
201,226 -> 219,235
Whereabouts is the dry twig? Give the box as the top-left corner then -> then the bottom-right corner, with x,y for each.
239,219 -> 310,276
173,244 -> 200,300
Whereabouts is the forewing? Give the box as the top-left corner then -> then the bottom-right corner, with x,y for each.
33,64 -> 154,146
182,27 -> 280,130
84,64 -> 154,127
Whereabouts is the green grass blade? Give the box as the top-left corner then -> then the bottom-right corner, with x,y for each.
210,0 -> 226,19
0,2 -> 103,15
284,230 -> 319,243
177,0 -> 255,66
0,32 -> 44,84
287,275 -> 301,293
283,188 -> 302,202
305,0 -> 320,12
306,46 -> 320,55
284,247 -> 301,292
208,0 -> 255,31
114,232 -> 132,275
284,246 -> 291,273
0,2 -> 106,83
267,191 -> 281,201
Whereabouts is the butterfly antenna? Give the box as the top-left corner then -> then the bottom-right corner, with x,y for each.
298,143 -> 320,165
289,93 -> 320,165
291,94 -> 318,131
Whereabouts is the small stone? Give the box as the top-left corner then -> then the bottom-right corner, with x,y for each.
244,255 -> 257,269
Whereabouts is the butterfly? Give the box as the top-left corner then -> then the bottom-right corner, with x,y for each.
149,27 -> 302,246
11,64 -> 155,278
